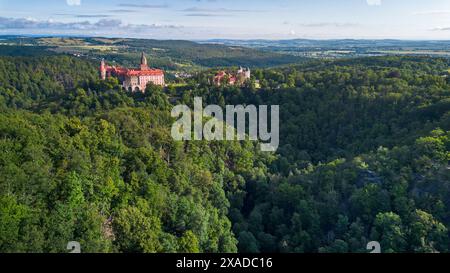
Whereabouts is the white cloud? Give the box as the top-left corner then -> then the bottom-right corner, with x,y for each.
366,0 -> 381,6
66,0 -> 81,6
431,26 -> 450,31
0,17 -> 181,31
0,16 -> 186,38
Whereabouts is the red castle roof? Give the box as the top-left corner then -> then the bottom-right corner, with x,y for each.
126,69 -> 164,76
105,66 -> 164,77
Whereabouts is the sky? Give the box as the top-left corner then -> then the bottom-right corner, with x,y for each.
1,0 -> 450,40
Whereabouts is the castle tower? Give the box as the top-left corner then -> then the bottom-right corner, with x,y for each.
140,52 -> 148,70
100,59 -> 106,80
244,67 -> 251,79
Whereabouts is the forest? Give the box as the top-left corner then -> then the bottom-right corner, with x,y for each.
0,53 -> 449,253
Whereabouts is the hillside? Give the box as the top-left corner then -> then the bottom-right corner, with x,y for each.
0,54 -> 449,253
0,36 -> 306,71
185,56 -> 450,252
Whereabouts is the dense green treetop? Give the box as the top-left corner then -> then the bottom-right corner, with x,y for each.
0,55 -> 449,253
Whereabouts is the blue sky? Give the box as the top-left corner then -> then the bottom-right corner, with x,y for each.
1,0 -> 450,39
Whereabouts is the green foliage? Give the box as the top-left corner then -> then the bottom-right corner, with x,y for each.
1,54 -> 450,254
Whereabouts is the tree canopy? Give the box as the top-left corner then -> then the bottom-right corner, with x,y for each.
0,55 -> 449,253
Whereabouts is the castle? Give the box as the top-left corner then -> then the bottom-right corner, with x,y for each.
214,67 -> 251,86
100,52 -> 165,92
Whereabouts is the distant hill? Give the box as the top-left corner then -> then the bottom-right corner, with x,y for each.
0,36 -> 306,70
201,39 -> 450,59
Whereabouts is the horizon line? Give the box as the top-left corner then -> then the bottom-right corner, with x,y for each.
2,33 -> 450,42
